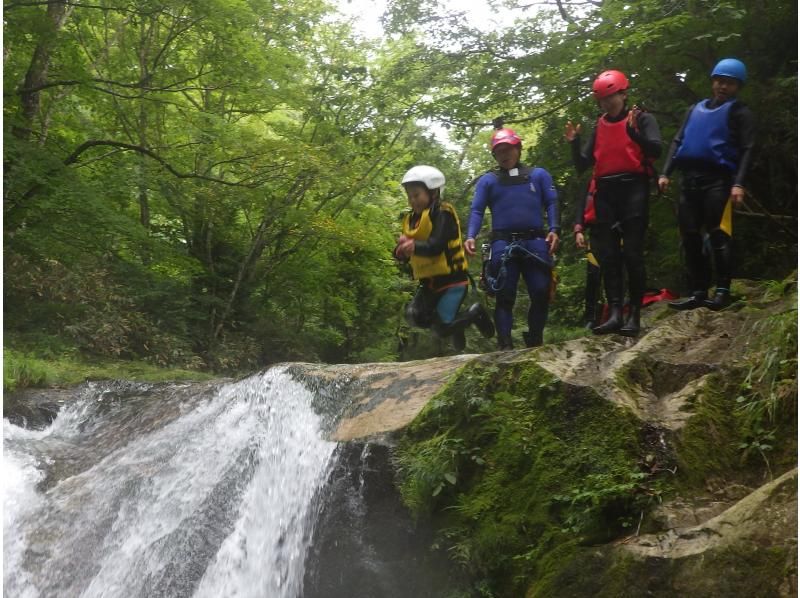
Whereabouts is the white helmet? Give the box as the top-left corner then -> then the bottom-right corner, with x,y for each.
401,165 -> 446,191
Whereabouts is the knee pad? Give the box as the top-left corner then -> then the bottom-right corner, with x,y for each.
405,301 -> 432,328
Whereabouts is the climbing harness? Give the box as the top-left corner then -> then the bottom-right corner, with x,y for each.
481,240 -> 553,294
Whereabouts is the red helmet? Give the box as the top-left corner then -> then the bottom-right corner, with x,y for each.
592,70 -> 629,99
490,128 -> 522,151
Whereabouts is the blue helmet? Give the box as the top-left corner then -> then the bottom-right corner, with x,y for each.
711,58 -> 747,84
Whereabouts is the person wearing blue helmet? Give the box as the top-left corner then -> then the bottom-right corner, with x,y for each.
659,58 -> 756,311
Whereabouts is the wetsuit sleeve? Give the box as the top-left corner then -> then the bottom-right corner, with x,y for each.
660,107 -> 693,177
570,129 -> 596,174
574,183 -> 591,228
730,103 -> 756,187
466,175 -> 491,239
627,112 -> 662,159
413,207 -> 459,257
538,169 -> 560,233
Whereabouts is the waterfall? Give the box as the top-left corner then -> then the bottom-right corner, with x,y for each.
3,367 -> 337,598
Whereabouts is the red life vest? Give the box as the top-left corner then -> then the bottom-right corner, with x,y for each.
593,115 -> 650,177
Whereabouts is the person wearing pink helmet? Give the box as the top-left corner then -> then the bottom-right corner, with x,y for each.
564,69 -> 662,337
464,127 -> 560,350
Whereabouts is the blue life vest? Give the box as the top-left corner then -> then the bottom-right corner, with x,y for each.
674,100 -> 738,171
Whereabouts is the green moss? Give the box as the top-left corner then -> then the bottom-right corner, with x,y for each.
673,375 -> 749,487
530,543 -> 794,598
394,279 -> 797,596
395,358 -> 659,596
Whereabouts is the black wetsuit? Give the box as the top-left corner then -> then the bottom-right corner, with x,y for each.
661,99 -> 755,296
570,109 -> 662,309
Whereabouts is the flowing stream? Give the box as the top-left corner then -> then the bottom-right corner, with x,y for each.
4,366 -> 459,598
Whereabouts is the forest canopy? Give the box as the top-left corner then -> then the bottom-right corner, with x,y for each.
4,0 -> 797,373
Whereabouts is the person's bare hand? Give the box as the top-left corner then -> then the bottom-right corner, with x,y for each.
464,238 -> 477,256
395,235 -> 415,258
730,185 -> 745,207
658,175 -> 670,193
564,121 -> 582,142
575,231 -> 586,249
546,231 -> 559,255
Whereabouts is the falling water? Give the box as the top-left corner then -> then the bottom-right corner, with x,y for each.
3,367 -> 337,598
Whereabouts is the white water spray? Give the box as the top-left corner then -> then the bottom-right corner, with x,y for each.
3,367 -> 337,598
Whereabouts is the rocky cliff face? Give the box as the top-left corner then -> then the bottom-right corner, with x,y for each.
319,278 -> 797,597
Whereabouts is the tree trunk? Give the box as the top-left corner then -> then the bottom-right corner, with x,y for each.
14,1 -> 75,141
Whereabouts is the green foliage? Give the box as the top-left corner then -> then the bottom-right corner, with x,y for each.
733,278 -> 798,475
3,0 -> 796,372
3,347 -> 213,392
395,359 -> 662,595
4,350 -> 51,391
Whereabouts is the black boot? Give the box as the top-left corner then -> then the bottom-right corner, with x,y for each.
522,330 -> 543,347
497,335 -> 513,351
581,306 -> 598,329
592,304 -> 623,335
668,292 -> 707,311
451,328 -> 466,352
465,303 -> 495,338
703,289 -> 732,311
619,305 -> 641,337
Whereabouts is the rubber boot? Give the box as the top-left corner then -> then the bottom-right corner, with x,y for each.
465,303 -> 495,338
581,304 -> 598,329
497,335 -> 513,351
522,330 -> 543,348
618,305 -> 641,337
451,328 -> 466,352
668,291 -> 707,310
592,303 -> 623,335
703,289 -> 732,311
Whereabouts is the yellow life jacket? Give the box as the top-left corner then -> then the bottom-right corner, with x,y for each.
402,202 -> 468,280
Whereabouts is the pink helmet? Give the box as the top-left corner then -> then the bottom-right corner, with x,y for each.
592,70 -> 629,99
490,128 -> 522,151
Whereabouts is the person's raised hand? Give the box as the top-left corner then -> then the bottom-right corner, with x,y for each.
564,121 -> 582,142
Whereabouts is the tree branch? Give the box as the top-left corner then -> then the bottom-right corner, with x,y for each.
63,140 -> 263,187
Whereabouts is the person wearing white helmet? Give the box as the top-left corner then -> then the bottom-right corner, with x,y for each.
395,165 -> 495,352
659,58 -> 755,311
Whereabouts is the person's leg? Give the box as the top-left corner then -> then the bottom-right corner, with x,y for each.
670,176 -> 711,310
405,284 -> 436,328
590,181 -> 625,334
701,175 -> 735,310
430,285 -> 468,350
519,239 -> 552,347
619,179 -> 650,336
490,240 -> 518,349
583,258 -> 602,328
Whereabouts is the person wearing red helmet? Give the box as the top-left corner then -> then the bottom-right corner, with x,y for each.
564,69 -> 662,337
659,58 -> 755,311
464,127 -> 560,350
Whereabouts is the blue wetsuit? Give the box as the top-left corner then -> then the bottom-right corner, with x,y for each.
466,165 -> 559,346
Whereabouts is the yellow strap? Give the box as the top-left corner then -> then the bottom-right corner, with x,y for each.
720,197 -> 733,236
